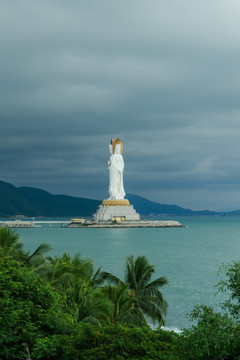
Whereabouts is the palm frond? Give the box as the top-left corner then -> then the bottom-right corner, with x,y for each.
145,276 -> 168,288
99,271 -> 123,286
0,227 -> 20,251
28,243 -> 52,261
138,298 -> 167,325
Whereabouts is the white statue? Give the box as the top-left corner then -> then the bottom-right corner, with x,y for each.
108,138 -> 125,200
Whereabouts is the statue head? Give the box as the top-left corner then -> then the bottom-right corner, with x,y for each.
115,144 -> 121,154
111,138 -> 123,154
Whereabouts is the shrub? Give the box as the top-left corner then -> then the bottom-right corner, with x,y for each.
178,305 -> 240,360
32,324 -> 180,360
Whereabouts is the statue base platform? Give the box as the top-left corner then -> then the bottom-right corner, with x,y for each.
93,199 -> 140,222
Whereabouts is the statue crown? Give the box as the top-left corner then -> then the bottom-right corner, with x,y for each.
111,138 -> 123,154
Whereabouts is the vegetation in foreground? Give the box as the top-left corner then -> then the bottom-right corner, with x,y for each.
1,227 -> 240,359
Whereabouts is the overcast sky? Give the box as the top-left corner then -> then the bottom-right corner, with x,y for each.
1,1 -> 240,211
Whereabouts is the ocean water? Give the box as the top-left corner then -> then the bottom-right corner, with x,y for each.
17,216 -> 240,330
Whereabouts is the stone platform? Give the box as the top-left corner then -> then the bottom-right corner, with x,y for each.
93,199 -> 140,222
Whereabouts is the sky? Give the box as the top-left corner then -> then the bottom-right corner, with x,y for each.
1,0 -> 240,211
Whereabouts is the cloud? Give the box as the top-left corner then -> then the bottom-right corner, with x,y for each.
1,1 -> 240,210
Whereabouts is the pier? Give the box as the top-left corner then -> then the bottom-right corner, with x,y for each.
0,220 -> 184,229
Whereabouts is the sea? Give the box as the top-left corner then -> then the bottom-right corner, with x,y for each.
16,216 -> 240,331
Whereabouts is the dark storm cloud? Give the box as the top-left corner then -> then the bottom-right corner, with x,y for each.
1,0 -> 240,210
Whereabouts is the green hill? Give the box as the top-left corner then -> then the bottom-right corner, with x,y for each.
126,194 -> 221,216
0,180 -> 229,217
0,181 -> 101,217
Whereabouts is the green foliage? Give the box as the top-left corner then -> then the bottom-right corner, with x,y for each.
0,249 -> 74,360
0,226 -> 52,267
177,260 -> 240,360
217,261 -> 240,319
44,252 -> 94,288
102,283 -> 147,326
101,255 -> 168,325
32,323 -> 180,360
22,242 -> 52,267
179,305 -> 240,360
0,231 -> 178,359
40,252 -> 113,325
0,226 -> 22,257
73,284 -> 112,324
39,252 -> 169,328
4,228 -> 240,360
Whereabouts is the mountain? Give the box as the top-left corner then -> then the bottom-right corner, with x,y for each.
0,180 -> 234,218
126,194 -> 222,216
0,181 -> 101,217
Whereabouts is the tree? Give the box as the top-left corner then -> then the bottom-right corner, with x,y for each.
0,249 -> 75,360
69,278 -> 112,324
22,242 -> 52,268
41,252 -> 112,325
179,305 -> 240,360
0,238 -> 178,359
31,323 -> 180,360
217,261 -> 240,320
103,283 -> 147,326
0,226 -> 51,267
178,261 -> 240,360
43,252 -> 94,288
0,226 -> 22,257
101,255 -> 168,325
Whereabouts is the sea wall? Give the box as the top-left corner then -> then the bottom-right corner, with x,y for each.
67,220 -> 184,228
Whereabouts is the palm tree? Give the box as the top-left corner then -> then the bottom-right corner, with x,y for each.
100,255 -> 168,326
42,252 -> 112,325
0,227 -> 22,256
103,282 -> 147,326
126,255 -> 168,325
72,280 -> 112,325
43,252 -> 94,289
22,242 -> 52,268
0,227 -> 51,267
